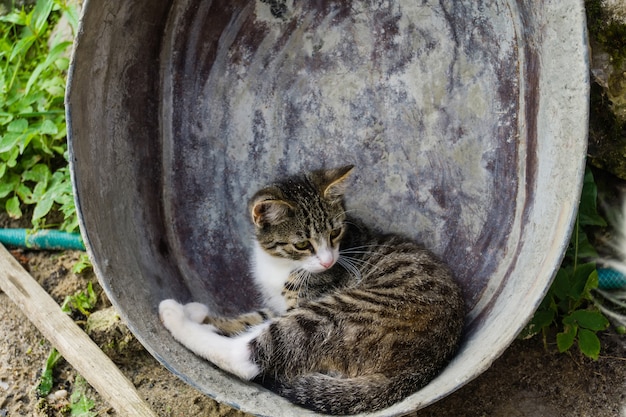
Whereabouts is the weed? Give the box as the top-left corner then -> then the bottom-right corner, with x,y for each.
36,346 -> 61,397
522,168 -> 610,360
71,252 -> 92,274
0,0 -> 78,231
35,349 -> 97,416
69,375 -> 97,417
61,281 -> 97,317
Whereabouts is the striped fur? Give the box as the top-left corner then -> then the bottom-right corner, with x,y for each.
161,166 -> 465,414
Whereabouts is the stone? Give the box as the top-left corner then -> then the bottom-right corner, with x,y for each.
85,307 -> 143,365
587,0 -> 626,178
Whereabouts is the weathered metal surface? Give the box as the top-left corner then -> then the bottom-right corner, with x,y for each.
67,0 -> 589,415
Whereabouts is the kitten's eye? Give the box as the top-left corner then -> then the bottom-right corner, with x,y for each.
294,240 -> 312,251
330,228 -> 342,240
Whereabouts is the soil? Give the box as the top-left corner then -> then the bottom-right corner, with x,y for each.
0,217 -> 625,417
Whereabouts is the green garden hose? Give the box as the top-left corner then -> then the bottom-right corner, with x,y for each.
0,228 -> 85,251
597,268 -> 626,290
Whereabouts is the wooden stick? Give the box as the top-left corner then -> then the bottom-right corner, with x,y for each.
0,244 -> 156,417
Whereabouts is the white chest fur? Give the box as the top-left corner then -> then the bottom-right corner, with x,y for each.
251,242 -> 294,314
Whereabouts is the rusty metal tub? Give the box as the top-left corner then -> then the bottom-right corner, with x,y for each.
66,0 -> 589,415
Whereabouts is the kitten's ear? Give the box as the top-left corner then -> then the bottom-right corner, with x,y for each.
249,188 -> 294,227
312,165 -> 355,202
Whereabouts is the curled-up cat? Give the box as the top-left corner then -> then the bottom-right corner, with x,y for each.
159,165 -> 465,415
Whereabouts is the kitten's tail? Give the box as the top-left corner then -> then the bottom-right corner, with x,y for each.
263,370 -> 433,415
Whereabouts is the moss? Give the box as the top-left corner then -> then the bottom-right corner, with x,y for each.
586,0 -> 626,178
586,0 -> 626,67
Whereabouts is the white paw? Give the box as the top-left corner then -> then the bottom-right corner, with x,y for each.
184,302 -> 210,323
159,299 -> 185,331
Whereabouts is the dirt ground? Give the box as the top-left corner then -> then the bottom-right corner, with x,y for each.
0,234 -> 625,417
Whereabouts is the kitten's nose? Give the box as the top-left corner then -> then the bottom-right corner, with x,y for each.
317,249 -> 336,269
320,258 -> 335,269
316,244 -> 336,270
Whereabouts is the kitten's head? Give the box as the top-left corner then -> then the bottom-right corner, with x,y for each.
249,165 -> 354,273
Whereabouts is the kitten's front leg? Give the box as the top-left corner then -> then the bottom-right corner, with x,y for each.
159,299 -> 266,380
182,301 -> 277,336
183,302 -> 210,323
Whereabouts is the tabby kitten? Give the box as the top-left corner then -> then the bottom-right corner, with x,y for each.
159,165 -> 465,415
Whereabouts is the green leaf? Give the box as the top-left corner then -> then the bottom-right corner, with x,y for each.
39,119 -> 59,135
70,393 -> 96,417
25,41 -> 71,96
0,111 -> 14,125
37,369 -> 54,397
61,283 -> 97,317
577,328 -> 601,360
0,10 -> 27,26
557,324 -> 577,353
570,262 -> 597,301
60,4 -> 79,35
32,194 -> 54,221
6,195 -> 22,219
0,0 -> 77,232
6,147 -> 19,167
55,56 -> 69,71
0,173 -> 19,198
9,34 -> 36,62
520,309 -> 555,339
70,375 -> 97,417
531,309 -> 555,330
22,163 -> 51,184
61,215 -> 79,233
32,180 -> 47,200
583,269 -> 599,296
16,183 -> 34,204
562,313 -> 575,327
31,0 -> 54,34
18,129 -> 38,154
578,168 -> 607,227
72,254 -> 93,274
569,310 -> 609,331
20,155 -> 41,170
7,118 -> 27,132
569,229 -> 598,259
551,267 -> 571,301
43,82 -> 65,98
36,348 -> 62,397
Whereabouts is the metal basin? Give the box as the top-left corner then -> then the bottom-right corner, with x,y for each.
66,0 -> 589,415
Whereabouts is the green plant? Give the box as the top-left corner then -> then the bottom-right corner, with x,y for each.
0,0 -> 78,231
61,281 -> 97,317
69,375 -> 97,417
72,252 -> 92,274
36,346 -> 62,397
522,168 -> 610,360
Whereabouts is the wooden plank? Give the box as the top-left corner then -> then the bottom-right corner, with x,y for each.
0,244 -> 156,417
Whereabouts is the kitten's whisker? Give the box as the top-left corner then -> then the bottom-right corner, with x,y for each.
343,208 -> 365,214
340,249 -> 380,256
292,269 -> 308,287
337,257 -> 362,282
342,221 -> 367,231
339,254 -> 385,276
332,209 -> 364,221
340,243 -> 395,253
290,268 -> 312,301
